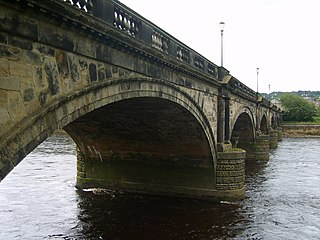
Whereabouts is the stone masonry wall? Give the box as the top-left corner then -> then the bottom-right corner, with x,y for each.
0,3 -> 219,181
216,150 -> 246,200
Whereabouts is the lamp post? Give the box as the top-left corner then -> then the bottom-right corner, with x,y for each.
219,22 -> 225,67
268,84 -> 271,100
256,67 -> 260,132
256,67 -> 260,94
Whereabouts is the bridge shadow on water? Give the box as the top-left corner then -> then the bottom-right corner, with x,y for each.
66,147 -> 276,240
70,189 -> 248,240
67,158 -> 271,240
0,133 -> 277,240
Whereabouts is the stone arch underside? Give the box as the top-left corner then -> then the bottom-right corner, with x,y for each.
260,114 -> 268,134
0,78 -> 217,197
271,115 -> 277,129
230,111 -> 255,159
65,96 -> 216,197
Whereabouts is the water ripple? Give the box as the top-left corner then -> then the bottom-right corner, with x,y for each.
0,136 -> 320,239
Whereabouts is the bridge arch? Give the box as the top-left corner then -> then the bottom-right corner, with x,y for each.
271,115 -> 277,129
259,113 -> 268,135
230,107 -> 255,156
0,77 -> 217,183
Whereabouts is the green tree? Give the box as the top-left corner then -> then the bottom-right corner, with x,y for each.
280,94 -> 317,122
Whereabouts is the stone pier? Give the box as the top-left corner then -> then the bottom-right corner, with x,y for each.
75,152 -> 218,199
269,129 -> 279,149
254,135 -> 270,161
216,148 -> 246,201
277,127 -> 283,141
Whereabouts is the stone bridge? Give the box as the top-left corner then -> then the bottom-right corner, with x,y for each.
0,0 -> 282,201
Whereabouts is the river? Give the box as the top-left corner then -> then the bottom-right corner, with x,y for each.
0,134 -> 319,239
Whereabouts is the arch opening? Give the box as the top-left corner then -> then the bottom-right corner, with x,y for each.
64,97 -> 216,198
231,112 -> 255,159
231,113 -> 254,148
260,115 -> 268,135
271,116 -> 277,129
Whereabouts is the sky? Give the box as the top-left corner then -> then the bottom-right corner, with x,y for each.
119,0 -> 320,93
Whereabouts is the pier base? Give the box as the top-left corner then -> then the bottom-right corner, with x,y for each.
254,135 -> 270,161
278,127 -> 283,141
216,149 -> 246,201
269,129 -> 278,149
75,146 -> 231,200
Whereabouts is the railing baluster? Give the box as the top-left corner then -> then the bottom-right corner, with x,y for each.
86,0 -> 93,14
72,0 -> 79,7
63,0 -> 72,5
79,0 -> 86,10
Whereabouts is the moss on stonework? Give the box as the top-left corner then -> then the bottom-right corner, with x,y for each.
225,148 -> 245,153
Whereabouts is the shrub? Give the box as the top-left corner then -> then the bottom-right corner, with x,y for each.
280,94 -> 317,122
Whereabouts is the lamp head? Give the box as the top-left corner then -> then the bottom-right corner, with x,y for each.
219,22 -> 225,32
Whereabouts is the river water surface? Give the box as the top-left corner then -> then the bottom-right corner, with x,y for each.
0,134 -> 320,239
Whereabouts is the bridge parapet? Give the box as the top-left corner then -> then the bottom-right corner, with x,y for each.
62,0 -> 220,79
228,77 -> 257,101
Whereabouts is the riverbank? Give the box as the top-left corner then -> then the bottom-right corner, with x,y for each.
282,124 -> 320,137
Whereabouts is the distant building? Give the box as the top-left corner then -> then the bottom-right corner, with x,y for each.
302,96 -> 320,107
271,99 -> 283,109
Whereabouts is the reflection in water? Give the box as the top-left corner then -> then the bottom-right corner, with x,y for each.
74,190 -> 243,240
0,135 -> 320,239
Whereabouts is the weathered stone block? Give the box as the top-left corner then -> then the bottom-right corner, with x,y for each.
44,57 -> 59,95
75,37 -> 95,58
0,13 -> 38,40
0,45 -> 20,60
40,25 -> 74,52
0,32 -> 8,44
96,44 -> 113,63
33,43 -> 55,57
0,59 -> 8,77
24,49 -> 43,66
105,65 -> 112,79
56,50 -> 69,79
38,92 -> 47,106
222,177 -> 234,184
89,63 -> 97,82
9,61 -> 33,77
217,171 -> 229,177
0,75 -> 20,91
234,175 -> 245,183
23,88 -> 34,102
34,66 -> 45,88
0,89 -> 10,129
8,36 -> 33,51
67,53 -> 80,82
229,170 -> 243,177
97,63 -> 105,81
216,177 -> 223,184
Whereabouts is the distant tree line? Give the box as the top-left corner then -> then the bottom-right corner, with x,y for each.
280,94 -> 318,122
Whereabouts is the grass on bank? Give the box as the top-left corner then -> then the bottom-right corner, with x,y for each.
283,116 -> 320,125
